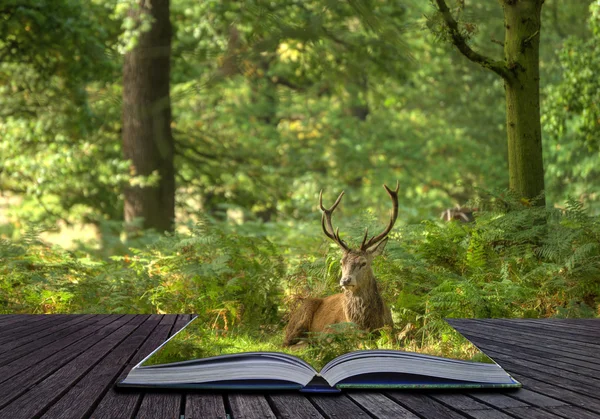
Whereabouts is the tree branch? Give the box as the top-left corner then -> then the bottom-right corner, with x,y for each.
434,0 -> 511,80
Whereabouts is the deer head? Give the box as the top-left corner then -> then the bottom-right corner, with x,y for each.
319,182 -> 399,293
440,206 -> 476,223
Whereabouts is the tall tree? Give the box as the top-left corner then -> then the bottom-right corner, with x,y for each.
433,0 -> 546,205
123,0 -> 175,231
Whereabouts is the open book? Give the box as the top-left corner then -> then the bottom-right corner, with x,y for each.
118,317 -> 520,393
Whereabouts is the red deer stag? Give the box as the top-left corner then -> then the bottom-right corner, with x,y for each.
283,183 -> 398,347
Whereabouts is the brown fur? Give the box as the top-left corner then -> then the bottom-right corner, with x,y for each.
285,184 -> 398,347
283,246 -> 393,347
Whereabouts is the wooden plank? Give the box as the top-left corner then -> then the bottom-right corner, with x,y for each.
517,319 -> 600,333
458,410 -> 515,419
429,393 -> 504,410
467,407 -> 563,419
483,347 -> 600,387
428,392 -> 538,419
550,405 -> 600,419
467,392 -> 529,409
91,315 -> 179,419
385,392 -> 469,419
135,391 -> 180,419
0,315 -> 127,409
0,314 -> 59,329
0,314 -> 69,338
228,394 -> 277,419
449,320 -> 600,359
483,355 -> 600,405
134,388 -> 182,417
497,319 -> 600,335
485,351 -> 600,396
347,392 -> 419,418
0,314 -> 114,382
0,314 -> 148,419
448,324 -> 600,379
472,320 -> 600,353
447,319 -> 600,348
503,370 -> 600,413
39,315 -> 164,419
0,318 -> 108,365
132,315 -> 191,419
185,394 -> 228,419
0,314 -> 74,344
506,389 -> 568,407
551,319 -> 600,325
309,394 -> 371,418
474,319 -> 600,345
476,336 -> 600,376
0,314 -> 21,324
501,407 -> 571,419
0,314 -> 99,358
0,314 -> 51,327
446,324 -> 600,369
0,314 -> 96,352
439,387 -> 569,419
267,393 -> 324,419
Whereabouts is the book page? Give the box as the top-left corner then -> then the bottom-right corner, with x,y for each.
121,315 -> 521,390
138,316 -> 496,371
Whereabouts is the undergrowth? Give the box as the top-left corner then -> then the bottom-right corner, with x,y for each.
1,194 -> 599,352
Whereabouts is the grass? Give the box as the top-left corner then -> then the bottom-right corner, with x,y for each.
142,318 -> 492,371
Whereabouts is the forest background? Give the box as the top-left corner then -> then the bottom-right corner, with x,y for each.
1,0 -> 600,357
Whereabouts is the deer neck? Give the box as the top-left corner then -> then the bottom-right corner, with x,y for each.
342,271 -> 384,330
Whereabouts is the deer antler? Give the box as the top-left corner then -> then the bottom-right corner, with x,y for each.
360,181 -> 399,251
319,190 -> 350,251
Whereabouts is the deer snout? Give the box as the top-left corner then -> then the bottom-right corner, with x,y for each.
340,276 -> 355,288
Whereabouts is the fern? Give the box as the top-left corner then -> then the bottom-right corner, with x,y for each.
2,191 -> 599,344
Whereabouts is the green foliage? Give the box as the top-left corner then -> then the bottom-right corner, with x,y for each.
0,221 -> 285,327
387,195 -> 600,326
0,227 -> 103,313
3,0 -> 597,230
543,1 -> 600,213
0,0 -> 114,85
0,0 -> 125,226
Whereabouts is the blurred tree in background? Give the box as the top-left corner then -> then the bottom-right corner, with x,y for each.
122,0 -> 175,233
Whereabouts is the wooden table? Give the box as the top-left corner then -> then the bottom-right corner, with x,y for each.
0,315 -> 598,419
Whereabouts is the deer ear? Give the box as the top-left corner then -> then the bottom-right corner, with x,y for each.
366,237 -> 388,256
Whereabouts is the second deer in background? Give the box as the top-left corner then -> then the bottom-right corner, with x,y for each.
440,206 -> 477,223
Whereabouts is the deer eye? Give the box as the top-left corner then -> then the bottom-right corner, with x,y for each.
360,262 -> 367,268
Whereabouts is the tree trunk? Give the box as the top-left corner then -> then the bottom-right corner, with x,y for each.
434,0 -> 546,205
122,0 -> 175,232
502,0 -> 546,205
